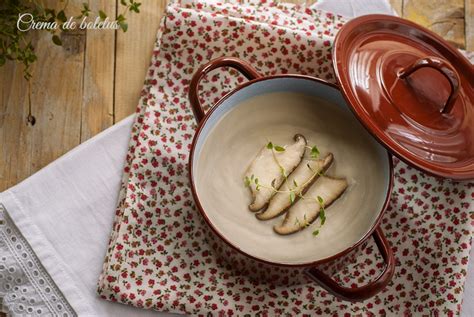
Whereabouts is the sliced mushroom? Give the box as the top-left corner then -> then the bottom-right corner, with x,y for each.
256,153 -> 333,220
245,134 -> 307,211
274,176 -> 348,235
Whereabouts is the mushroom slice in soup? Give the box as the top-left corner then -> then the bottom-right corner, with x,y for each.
274,176 -> 348,235
245,134 -> 307,212
256,153 -> 333,220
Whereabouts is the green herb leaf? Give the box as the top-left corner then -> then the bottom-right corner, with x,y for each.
57,10 -> 67,22
118,21 -> 128,32
27,54 -> 37,63
317,196 -> 324,205
310,145 -> 320,158
81,3 -> 91,16
266,142 -> 273,150
52,35 -> 62,46
274,145 -> 285,152
244,176 -> 251,187
320,206 -> 326,225
120,0 -> 127,5
45,8 -> 56,19
117,14 -> 126,22
99,10 -> 107,20
289,191 -> 295,204
130,2 -> 141,13
293,179 -> 298,187
312,230 -> 319,236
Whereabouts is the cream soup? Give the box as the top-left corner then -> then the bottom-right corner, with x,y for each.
194,92 -> 388,264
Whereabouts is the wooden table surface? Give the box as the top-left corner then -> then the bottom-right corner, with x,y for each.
0,0 -> 472,192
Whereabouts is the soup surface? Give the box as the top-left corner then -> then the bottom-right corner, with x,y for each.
195,91 -> 389,264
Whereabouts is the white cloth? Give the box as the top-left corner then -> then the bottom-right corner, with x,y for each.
0,1 -> 472,316
0,204 -> 76,316
1,117 -> 166,316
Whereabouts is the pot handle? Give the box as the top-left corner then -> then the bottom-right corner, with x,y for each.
306,227 -> 395,302
189,57 -> 262,123
398,56 -> 460,114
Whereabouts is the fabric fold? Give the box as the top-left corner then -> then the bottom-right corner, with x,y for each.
0,117 -> 165,316
97,0 -> 474,315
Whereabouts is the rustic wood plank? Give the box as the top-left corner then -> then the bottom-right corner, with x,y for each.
467,0 -> 474,51
80,0 -> 116,141
0,51 -> 32,191
114,0 -> 169,122
0,1 -> 86,192
113,0 -> 320,122
28,1 -> 85,175
403,0 -> 465,49
0,0 -> 470,193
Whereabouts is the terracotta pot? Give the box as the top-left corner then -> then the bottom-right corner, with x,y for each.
188,57 -> 395,301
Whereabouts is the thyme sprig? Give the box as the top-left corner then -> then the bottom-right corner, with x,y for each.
266,141 -> 288,180
244,141 -> 323,204
0,0 -> 141,80
294,196 -> 326,237
244,140 -> 326,217
306,145 -> 320,159
245,140 -> 329,237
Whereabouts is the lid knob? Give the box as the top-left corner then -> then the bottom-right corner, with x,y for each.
398,56 -> 460,114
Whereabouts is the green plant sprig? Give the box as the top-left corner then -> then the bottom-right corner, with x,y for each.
312,196 -> 326,236
0,0 -> 141,80
245,140 -> 325,206
246,140 -> 327,237
294,214 -> 311,228
244,163 -> 321,204
294,196 -> 326,237
306,145 -> 320,159
266,141 -> 288,181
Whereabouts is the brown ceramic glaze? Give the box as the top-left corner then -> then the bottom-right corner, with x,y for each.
333,14 -> 474,180
189,57 -> 262,122
398,56 -> 460,114
307,227 -> 395,301
188,57 -> 395,301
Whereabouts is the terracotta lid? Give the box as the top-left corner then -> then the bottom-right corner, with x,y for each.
333,14 -> 474,180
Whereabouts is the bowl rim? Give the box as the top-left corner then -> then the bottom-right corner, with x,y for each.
188,74 -> 394,267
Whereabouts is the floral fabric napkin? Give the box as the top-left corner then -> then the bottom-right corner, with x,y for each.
97,0 -> 474,315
